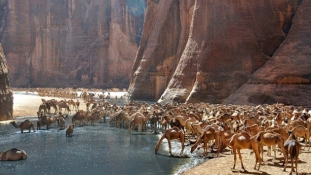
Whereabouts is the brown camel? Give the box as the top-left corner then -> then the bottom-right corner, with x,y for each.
58,101 -> 71,114
72,111 -> 89,126
283,131 -> 301,174
67,99 -> 76,111
57,113 -> 68,130
190,127 -> 220,157
155,127 -> 185,156
229,131 -> 262,171
256,131 -> 287,162
10,120 -> 35,133
219,127 -> 234,152
128,112 -> 152,133
291,125 -> 310,150
38,104 -> 48,114
46,99 -> 58,114
0,148 -> 27,161
66,124 -> 74,137
37,112 -> 55,130
88,112 -> 100,126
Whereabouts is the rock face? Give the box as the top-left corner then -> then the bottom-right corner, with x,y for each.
129,0 -> 195,100
129,0 -> 311,106
0,0 -> 146,88
0,43 -> 13,121
224,0 -> 311,107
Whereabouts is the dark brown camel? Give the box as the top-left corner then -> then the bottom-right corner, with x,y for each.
283,131 -> 301,174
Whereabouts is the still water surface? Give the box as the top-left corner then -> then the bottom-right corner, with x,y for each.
0,92 -> 206,175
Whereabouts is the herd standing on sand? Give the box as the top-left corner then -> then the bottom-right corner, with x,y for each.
6,90 -> 310,174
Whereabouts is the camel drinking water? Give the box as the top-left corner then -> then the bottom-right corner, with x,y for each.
155,127 -> 185,156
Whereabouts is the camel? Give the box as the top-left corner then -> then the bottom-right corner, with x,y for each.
38,104 -> 48,114
219,127 -> 234,152
128,112 -> 152,133
155,127 -> 185,156
88,112 -> 100,126
67,99 -> 76,111
10,120 -> 35,133
256,131 -> 287,162
291,125 -> 310,150
66,124 -> 74,137
190,127 -> 220,157
230,131 -> 262,171
72,111 -> 88,126
45,99 -> 58,114
57,113 -> 68,130
114,110 -> 131,128
37,112 -> 56,130
283,131 -> 301,174
0,148 -> 27,161
58,101 -> 71,114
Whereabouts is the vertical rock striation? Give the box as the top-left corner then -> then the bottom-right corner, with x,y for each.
0,0 -> 146,88
129,0 -> 195,101
224,0 -> 311,107
129,0 -> 305,105
0,43 -> 13,121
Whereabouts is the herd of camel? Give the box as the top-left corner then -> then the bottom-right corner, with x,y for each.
4,90 -> 311,174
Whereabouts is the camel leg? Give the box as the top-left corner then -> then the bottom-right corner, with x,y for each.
260,146 -> 264,161
290,157 -> 294,175
155,135 -> 165,154
232,148 -> 237,169
237,149 -> 245,170
273,145 -> 276,160
180,136 -> 185,155
295,157 -> 298,174
168,140 -> 172,155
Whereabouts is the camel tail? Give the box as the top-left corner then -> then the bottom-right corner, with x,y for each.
288,145 -> 297,158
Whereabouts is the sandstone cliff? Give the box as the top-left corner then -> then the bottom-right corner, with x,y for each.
0,43 -> 13,121
0,0 -> 145,88
129,0 -> 311,107
223,0 -> 311,107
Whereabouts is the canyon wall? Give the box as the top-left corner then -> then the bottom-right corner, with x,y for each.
129,0 -> 311,107
223,0 -> 311,107
0,43 -> 13,121
0,0 -> 146,88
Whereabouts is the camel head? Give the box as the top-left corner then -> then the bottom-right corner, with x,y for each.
190,144 -> 197,153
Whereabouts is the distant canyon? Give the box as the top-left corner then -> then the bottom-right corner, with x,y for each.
1,0 -> 311,108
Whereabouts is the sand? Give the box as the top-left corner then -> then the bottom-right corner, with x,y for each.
181,147 -> 311,175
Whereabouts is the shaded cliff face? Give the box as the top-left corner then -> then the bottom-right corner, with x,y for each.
224,0 -> 311,107
0,43 -> 13,121
130,0 -> 306,105
0,0 -> 145,88
129,0 -> 195,100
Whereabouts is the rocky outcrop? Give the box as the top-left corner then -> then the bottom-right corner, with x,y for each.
129,0 -> 309,106
223,0 -> 311,107
0,0 -> 146,88
0,43 -> 13,121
